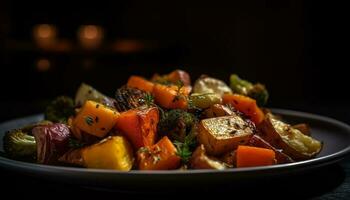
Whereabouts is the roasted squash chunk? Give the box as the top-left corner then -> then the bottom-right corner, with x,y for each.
82,136 -> 134,171
137,136 -> 181,170
258,113 -> 322,160
197,114 -> 255,155
223,93 -> 264,125
73,100 -> 119,138
115,107 -> 159,149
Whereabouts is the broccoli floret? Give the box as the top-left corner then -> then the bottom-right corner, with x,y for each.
158,109 -> 196,142
230,74 -> 269,106
45,96 -> 75,123
3,129 -> 36,160
248,83 -> 269,107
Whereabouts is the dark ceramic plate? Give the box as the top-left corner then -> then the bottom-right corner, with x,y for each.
0,109 -> 350,190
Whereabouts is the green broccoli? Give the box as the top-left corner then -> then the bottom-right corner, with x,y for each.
248,83 -> 269,107
45,96 -> 75,123
3,129 -> 36,160
158,109 -> 196,142
229,74 -> 269,106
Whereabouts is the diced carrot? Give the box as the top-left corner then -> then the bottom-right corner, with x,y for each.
73,100 -> 119,138
127,75 -> 154,93
137,136 -> 181,170
247,135 -> 293,164
223,94 -> 264,124
115,107 -> 159,149
152,84 -> 188,109
236,145 -> 276,167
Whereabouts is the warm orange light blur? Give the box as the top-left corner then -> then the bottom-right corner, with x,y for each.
78,25 -> 103,49
113,39 -> 145,53
33,24 -> 57,48
36,58 -> 51,72
83,25 -> 98,39
37,24 -> 54,38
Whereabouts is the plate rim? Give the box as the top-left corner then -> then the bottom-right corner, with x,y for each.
1,108 -> 350,175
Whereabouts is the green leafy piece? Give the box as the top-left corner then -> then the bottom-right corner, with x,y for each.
174,131 -> 197,164
85,116 -> 94,126
142,93 -> 155,107
45,96 -> 75,123
229,74 -> 269,106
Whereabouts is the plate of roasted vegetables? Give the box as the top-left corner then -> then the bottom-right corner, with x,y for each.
1,70 -> 350,188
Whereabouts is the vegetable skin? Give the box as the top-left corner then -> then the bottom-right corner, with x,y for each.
32,123 -> 72,164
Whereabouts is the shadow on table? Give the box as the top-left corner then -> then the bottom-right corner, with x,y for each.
0,163 -> 346,199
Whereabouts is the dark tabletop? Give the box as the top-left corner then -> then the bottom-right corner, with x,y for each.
0,104 -> 349,199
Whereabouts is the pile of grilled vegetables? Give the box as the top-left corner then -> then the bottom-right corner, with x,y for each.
2,70 -> 322,170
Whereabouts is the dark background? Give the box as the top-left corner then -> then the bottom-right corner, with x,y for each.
1,1 -> 350,199
0,0 -> 349,123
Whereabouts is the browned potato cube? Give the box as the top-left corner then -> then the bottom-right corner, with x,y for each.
197,115 -> 255,155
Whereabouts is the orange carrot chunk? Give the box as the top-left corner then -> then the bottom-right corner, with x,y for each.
127,75 -> 154,93
115,107 -> 159,149
223,94 -> 264,124
152,84 -> 188,109
137,136 -> 181,170
236,145 -> 276,167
